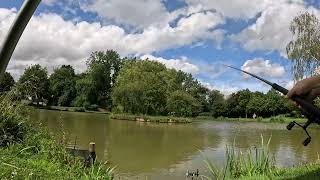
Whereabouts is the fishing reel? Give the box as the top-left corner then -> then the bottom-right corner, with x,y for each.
287,112 -> 320,146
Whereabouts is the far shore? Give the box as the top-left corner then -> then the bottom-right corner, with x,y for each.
30,105 -> 309,126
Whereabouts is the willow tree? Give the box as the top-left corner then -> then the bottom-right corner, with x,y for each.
286,12 -> 320,80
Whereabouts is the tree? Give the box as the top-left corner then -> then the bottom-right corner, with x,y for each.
176,71 -> 210,112
86,50 -> 123,109
167,90 -> 200,117
208,90 -> 225,117
286,12 -> 320,80
235,89 -> 251,118
112,60 -> 168,115
0,72 -> 14,93
49,65 -> 76,106
17,64 -> 49,106
246,92 -> 266,117
73,74 -> 96,108
265,89 -> 282,116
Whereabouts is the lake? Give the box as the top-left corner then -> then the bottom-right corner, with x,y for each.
31,109 -> 320,179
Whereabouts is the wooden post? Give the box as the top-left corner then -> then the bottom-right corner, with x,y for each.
89,142 -> 96,165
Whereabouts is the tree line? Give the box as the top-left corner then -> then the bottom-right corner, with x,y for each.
0,50 -> 299,118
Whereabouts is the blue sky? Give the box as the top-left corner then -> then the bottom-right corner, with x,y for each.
0,0 -> 319,95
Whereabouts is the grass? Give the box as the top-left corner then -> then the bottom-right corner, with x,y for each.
109,113 -> 192,123
197,115 -> 307,124
0,92 -> 114,179
33,105 -> 110,114
202,135 -> 320,180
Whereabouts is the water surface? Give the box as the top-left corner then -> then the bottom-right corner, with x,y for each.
31,109 -> 320,179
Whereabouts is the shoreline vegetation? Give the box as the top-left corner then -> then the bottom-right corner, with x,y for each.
203,136 -> 320,179
0,94 -> 114,179
33,105 -> 309,125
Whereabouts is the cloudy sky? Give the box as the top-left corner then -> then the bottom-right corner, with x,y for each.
0,0 -> 319,95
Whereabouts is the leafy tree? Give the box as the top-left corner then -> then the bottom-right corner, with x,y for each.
0,72 -> 15,93
286,12 -> 320,80
208,90 -> 225,117
49,65 -> 76,106
234,89 -> 251,118
176,71 -> 209,112
167,90 -> 200,117
112,60 -> 168,115
17,64 -> 49,106
86,50 -> 123,109
265,89 -> 283,116
246,92 -> 266,117
73,75 -> 96,108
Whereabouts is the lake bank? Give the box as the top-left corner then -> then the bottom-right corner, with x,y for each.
31,105 -> 308,125
196,115 -> 307,124
109,113 -> 192,123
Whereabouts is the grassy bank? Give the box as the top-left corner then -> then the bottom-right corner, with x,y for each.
0,95 -> 114,179
197,115 -> 306,124
109,113 -> 192,123
203,136 -> 320,180
33,105 -> 110,114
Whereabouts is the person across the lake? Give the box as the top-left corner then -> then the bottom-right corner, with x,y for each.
287,75 -> 320,103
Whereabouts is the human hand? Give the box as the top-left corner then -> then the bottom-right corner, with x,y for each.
287,76 -> 320,103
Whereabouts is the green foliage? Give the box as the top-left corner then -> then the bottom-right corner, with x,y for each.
49,65 -> 76,106
0,94 -> 27,146
86,50 -> 123,109
112,60 -> 204,116
73,74 -> 96,108
0,72 -> 15,93
286,12 -> 320,80
208,90 -> 225,117
167,90 -> 200,117
203,136 -> 275,179
17,64 -> 49,106
112,60 -> 169,115
0,93 -> 114,179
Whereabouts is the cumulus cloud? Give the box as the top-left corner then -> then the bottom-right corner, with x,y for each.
43,0 -> 56,5
241,58 -> 286,78
0,8 -> 224,79
80,0 -> 170,28
231,0 -> 320,55
141,54 -> 199,74
201,81 -> 239,96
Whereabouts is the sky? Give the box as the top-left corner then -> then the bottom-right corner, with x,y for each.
0,0 -> 319,95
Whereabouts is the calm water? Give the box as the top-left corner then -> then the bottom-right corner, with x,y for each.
31,109 -> 320,179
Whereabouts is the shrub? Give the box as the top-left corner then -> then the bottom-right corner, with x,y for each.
0,95 -> 28,146
85,104 -> 99,111
74,107 -> 85,112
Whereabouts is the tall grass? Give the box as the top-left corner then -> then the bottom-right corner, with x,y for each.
0,90 -> 114,179
202,135 -> 275,179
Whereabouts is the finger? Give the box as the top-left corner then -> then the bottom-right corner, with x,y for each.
305,87 -> 320,103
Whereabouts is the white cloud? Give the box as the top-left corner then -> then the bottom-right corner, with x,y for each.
231,1 -> 320,55
43,0 -> 56,5
0,8 -> 224,79
80,0 -> 170,28
185,0 -> 266,19
201,81 -> 239,96
141,54 -> 199,74
241,58 -> 286,78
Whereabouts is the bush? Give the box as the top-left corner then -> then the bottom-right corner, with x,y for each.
85,104 -> 99,111
74,107 -> 85,112
0,93 -> 114,179
270,116 -> 285,123
0,95 -> 28,147
112,105 -> 124,114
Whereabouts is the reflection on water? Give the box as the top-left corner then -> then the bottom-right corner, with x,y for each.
31,109 -> 320,179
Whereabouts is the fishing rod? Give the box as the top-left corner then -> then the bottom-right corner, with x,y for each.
225,65 -> 320,146
0,0 -> 41,77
